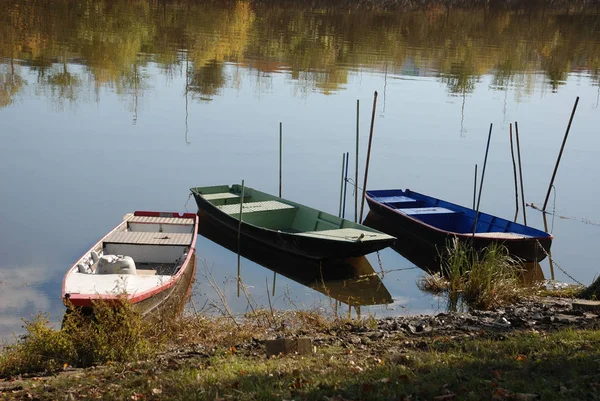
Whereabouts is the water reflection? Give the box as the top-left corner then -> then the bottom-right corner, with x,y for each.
0,0 -> 599,110
0,266 -> 53,339
197,214 -> 393,306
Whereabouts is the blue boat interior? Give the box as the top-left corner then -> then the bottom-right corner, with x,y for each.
367,189 -> 551,238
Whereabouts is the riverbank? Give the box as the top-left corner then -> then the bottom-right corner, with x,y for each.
2,296 -> 599,400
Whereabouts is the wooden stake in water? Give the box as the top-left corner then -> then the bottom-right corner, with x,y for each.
359,91 -> 378,223
472,123 -> 493,235
542,213 -> 556,280
355,99 -> 360,223
279,122 -> 283,198
339,153 -> 346,217
509,123 -> 519,222
515,121 -> 527,226
473,164 -> 478,210
342,151 -> 349,218
542,96 -> 579,212
237,180 -> 245,298
275,123 -> 283,294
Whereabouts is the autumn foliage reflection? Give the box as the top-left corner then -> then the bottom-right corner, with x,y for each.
0,0 -> 598,107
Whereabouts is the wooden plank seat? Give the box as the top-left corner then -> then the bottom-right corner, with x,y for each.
216,200 -> 296,215
202,192 -> 242,201
297,228 -> 393,242
372,195 -> 418,204
473,232 -> 531,239
128,215 -> 195,225
399,207 -> 455,215
104,231 -> 193,246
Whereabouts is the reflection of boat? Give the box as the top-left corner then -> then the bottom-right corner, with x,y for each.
197,212 -> 393,306
364,211 -> 545,283
62,211 -> 198,319
365,189 -> 552,262
190,184 -> 395,260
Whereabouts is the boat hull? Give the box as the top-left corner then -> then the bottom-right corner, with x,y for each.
192,190 -> 395,260
365,192 -> 552,263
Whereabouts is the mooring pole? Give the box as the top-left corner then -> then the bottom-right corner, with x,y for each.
275,123 -> 283,295
359,91 -> 378,223
339,153 -> 346,217
542,213 -> 556,280
342,151 -> 350,218
509,123 -> 519,222
542,96 -> 579,212
237,180 -> 245,298
355,99 -> 360,223
473,164 -> 478,210
472,123 -> 493,235
514,121 -> 527,226
279,122 -> 282,198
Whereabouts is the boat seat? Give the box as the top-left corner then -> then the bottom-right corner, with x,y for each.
104,231 -> 193,246
128,215 -> 195,225
216,200 -> 296,215
372,195 -> 417,204
296,228 -> 393,242
372,195 -> 421,208
202,192 -> 242,201
399,207 -> 455,215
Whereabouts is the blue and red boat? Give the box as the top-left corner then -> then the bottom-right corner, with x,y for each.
365,188 -> 553,262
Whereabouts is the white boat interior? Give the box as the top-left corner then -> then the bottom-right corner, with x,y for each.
64,214 -> 195,297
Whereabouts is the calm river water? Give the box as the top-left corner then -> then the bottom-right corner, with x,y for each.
1,0 -> 599,339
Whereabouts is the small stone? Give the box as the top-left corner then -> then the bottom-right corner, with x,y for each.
265,338 -> 313,356
572,300 -> 600,312
348,335 -> 361,344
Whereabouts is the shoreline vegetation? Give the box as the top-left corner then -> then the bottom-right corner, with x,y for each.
2,242 -> 599,400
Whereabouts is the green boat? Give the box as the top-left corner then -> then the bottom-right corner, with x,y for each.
190,184 -> 396,260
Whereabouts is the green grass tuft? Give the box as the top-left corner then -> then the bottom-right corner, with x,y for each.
418,238 -> 526,310
0,298 -> 156,378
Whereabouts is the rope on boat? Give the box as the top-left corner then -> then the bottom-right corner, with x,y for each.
536,239 -> 584,286
376,250 -> 385,278
184,193 -> 193,213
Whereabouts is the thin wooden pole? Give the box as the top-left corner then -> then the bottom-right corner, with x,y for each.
473,124 -> 493,234
339,153 -> 346,217
237,180 -> 245,298
542,96 -> 579,211
509,123 -> 519,222
359,91 -> 378,223
342,151 -> 350,218
355,99 -> 359,223
473,164 -> 477,209
275,123 -> 283,294
279,122 -> 282,198
515,121 -> 527,226
542,213 -> 556,280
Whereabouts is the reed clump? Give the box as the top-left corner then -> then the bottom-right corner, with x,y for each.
418,238 -> 525,310
0,298 -> 155,378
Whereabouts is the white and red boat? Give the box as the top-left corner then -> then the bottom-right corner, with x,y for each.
62,211 -> 198,319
